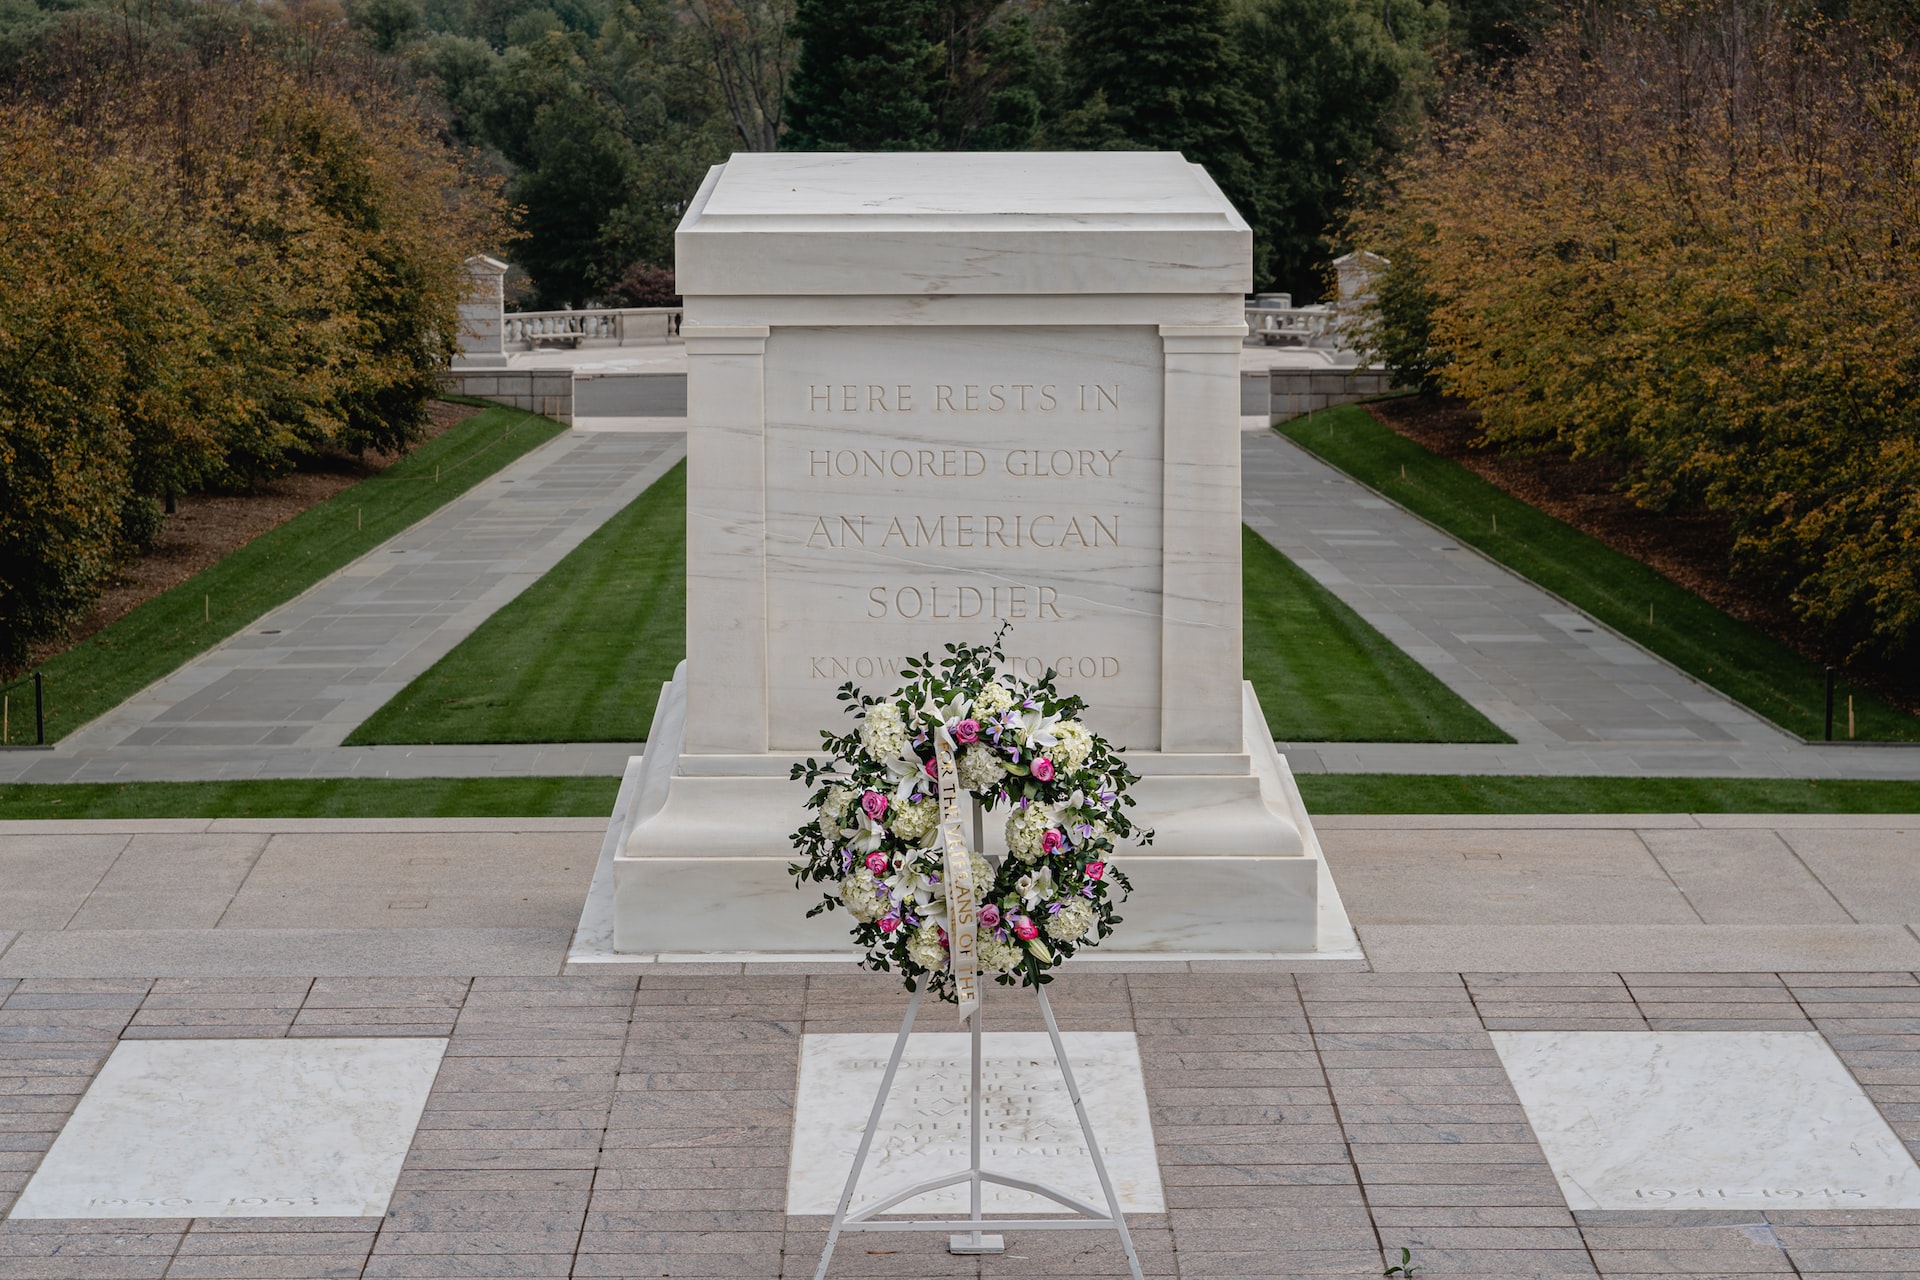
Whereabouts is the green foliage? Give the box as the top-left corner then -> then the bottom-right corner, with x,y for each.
32,409 -> 565,742
0,5 -> 509,671
1346,3 -> 1920,670
1234,0 -> 1442,299
1060,0 -> 1270,274
780,0 -> 1043,151
783,0 -> 940,149
1243,526 -> 1511,742
345,460 -> 686,745
1279,406 -> 1920,741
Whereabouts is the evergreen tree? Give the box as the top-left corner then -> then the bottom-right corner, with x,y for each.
1235,0 -> 1441,299
782,0 -> 940,150
1060,0 -> 1270,278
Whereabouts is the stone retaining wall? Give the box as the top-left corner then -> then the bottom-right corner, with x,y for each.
439,369 -> 572,424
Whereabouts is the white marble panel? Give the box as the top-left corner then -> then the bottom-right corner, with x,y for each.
788,1030 -> 1163,1216
11,1038 -> 445,1219
762,325 -> 1165,750
1492,1030 -> 1920,1211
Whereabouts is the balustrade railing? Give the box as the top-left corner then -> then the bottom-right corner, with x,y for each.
502,306 -> 684,350
1245,305 -> 1339,347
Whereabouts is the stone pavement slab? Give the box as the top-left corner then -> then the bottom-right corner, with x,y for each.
3,970 -> 1920,1275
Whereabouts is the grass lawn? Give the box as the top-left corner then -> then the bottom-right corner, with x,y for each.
1243,526 -> 1510,742
0,777 -> 619,820
344,461 -> 1506,746
1297,773 -> 1920,815
344,461 -> 686,745
28,406 -> 567,744
0,773 -> 1912,818
1279,406 -> 1920,742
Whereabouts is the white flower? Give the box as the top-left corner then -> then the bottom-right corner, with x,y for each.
906,924 -> 946,969
858,703 -> 910,761
1015,866 -> 1056,909
884,856 -> 939,911
958,745 -> 1006,791
1052,721 -> 1094,772
978,935 -> 1023,973
889,799 -> 938,844
817,784 -> 857,838
839,870 -> 885,923
974,680 -> 1016,716
1005,804 -> 1051,862
970,852 -> 995,891
1012,704 -> 1061,750
1045,898 -> 1097,942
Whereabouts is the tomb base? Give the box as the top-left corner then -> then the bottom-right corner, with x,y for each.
583,664 -> 1355,961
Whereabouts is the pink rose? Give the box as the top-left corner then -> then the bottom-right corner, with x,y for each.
860,790 -> 888,821
1085,861 -> 1106,881
954,718 -> 980,744
1041,829 -> 1065,855
979,904 -> 1001,929
877,915 -> 900,934
865,852 -> 889,875
924,757 -> 938,778
1011,916 -> 1039,941
1032,757 -> 1055,782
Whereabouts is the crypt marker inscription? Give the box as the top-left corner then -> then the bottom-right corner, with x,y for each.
764,325 -> 1165,749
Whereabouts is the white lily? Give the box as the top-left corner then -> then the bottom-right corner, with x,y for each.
1015,867 -> 1056,909
1014,704 -> 1061,750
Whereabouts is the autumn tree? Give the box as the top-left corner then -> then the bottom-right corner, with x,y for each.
1349,2 -> 1920,670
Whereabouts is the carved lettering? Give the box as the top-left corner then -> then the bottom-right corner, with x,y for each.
865,584 -> 1065,621
859,513 -> 1118,550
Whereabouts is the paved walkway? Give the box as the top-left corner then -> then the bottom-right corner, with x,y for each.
2,816 -> 1920,1276
1244,430 -> 1920,779
0,433 -> 683,785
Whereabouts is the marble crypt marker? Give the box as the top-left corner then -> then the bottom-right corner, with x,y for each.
607,151 -> 1335,956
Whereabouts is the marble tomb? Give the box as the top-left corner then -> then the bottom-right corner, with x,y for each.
601,151 -> 1343,957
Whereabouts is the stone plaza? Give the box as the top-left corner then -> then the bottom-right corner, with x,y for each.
2,151 -> 1919,1279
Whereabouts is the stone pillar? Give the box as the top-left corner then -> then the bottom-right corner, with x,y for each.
682,324 -> 770,754
1159,324 -> 1247,753
453,255 -> 509,369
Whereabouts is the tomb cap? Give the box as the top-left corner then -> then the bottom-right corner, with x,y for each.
676,151 -> 1251,297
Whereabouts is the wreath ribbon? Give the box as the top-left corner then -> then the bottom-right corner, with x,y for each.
933,732 -> 980,1023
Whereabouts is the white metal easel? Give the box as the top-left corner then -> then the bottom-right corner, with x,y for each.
811,980 -> 1146,1280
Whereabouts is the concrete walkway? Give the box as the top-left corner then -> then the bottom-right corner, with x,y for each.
0,432 -> 683,785
1244,430 -> 1920,779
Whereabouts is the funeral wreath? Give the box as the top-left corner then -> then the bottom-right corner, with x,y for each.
790,629 -> 1149,1003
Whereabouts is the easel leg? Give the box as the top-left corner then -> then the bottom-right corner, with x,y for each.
814,986 -> 925,1280
1036,985 -> 1147,1280
949,997 -> 1004,1254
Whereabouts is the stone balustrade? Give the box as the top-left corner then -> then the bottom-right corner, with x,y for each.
501,306 -> 684,350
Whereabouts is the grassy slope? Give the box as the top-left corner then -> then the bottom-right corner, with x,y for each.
0,774 -> 1913,818
30,407 -> 567,743
344,461 -> 686,745
1243,526 -> 1510,742
1278,406 -> 1920,742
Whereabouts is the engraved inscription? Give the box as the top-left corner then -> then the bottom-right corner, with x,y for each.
763,325 -> 1164,749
